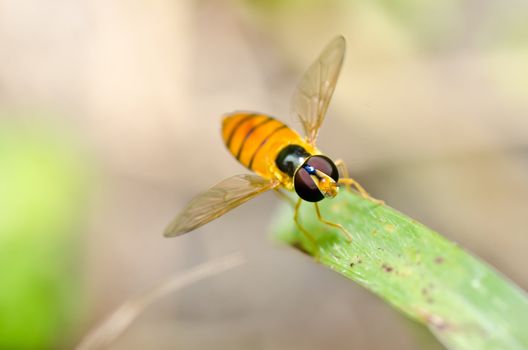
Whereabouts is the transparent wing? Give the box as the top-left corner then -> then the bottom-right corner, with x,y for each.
291,35 -> 346,145
164,174 -> 278,237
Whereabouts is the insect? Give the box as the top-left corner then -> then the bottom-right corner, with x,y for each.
164,36 -> 379,247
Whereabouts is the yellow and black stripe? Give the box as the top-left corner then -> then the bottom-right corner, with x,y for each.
221,112 -> 303,180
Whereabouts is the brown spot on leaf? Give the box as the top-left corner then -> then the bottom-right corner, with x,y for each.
435,256 -> 445,264
421,288 -> 434,303
417,311 -> 451,332
427,314 -> 448,331
350,256 -> 362,267
382,263 -> 393,273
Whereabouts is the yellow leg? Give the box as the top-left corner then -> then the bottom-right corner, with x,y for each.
334,159 -> 367,196
335,159 -> 350,179
294,198 -> 319,255
335,159 -> 351,191
334,160 -> 384,204
339,177 -> 385,205
314,202 -> 352,242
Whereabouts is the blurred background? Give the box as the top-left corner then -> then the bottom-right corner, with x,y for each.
1,0 -> 528,349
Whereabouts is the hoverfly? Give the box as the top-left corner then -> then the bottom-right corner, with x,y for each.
164,36 -> 378,246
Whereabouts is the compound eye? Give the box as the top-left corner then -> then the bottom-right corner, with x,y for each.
294,167 -> 324,202
293,155 -> 339,202
305,155 -> 339,182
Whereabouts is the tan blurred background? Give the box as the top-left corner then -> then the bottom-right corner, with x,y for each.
1,0 -> 528,349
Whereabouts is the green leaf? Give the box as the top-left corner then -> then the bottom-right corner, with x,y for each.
272,190 -> 528,350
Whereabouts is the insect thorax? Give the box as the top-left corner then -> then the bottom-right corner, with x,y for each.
275,144 -> 311,178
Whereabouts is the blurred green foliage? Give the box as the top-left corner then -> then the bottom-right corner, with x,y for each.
0,121 -> 89,349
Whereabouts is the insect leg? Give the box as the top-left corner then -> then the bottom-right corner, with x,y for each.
293,198 -> 319,255
335,159 -> 350,178
334,159 -> 350,190
338,177 -> 385,205
314,202 -> 352,242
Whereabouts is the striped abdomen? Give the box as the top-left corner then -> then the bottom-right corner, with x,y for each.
221,112 -> 315,185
